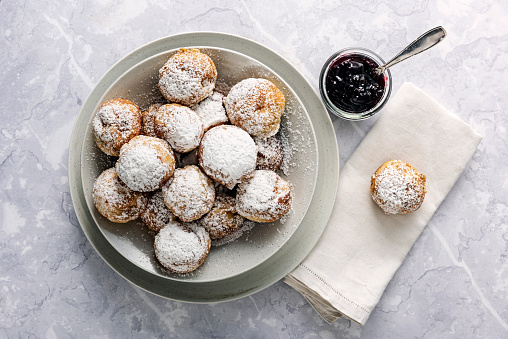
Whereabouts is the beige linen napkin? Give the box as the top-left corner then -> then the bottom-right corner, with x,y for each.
285,82 -> 482,325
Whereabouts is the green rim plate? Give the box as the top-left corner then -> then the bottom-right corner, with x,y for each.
68,32 -> 339,302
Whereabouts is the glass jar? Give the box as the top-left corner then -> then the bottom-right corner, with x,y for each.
319,48 -> 392,120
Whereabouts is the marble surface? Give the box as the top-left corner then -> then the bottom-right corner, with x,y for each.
1,0 -> 507,337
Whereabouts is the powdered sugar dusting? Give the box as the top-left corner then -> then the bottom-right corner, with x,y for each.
278,102 -> 314,176
371,160 -> 427,215
115,136 -> 174,192
92,98 -> 141,156
93,167 -> 147,223
224,78 -> 285,138
141,103 -> 162,137
141,190 -> 177,232
191,91 -> 228,131
158,49 -> 217,106
238,170 -> 276,210
199,125 -> 257,189
214,79 -> 232,96
155,104 -> 204,153
162,165 -> 215,222
236,170 -> 292,222
154,221 -> 211,273
200,194 -> 244,239
255,135 -> 283,171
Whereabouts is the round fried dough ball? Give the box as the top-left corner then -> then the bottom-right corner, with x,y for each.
115,135 -> 175,192
93,167 -> 147,223
162,165 -> 215,222
141,190 -> 177,232
198,125 -> 257,189
236,170 -> 292,223
154,103 -> 204,153
370,160 -> 427,215
200,194 -> 245,239
158,48 -> 217,106
225,78 -> 285,138
154,221 -> 211,274
92,98 -> 142,156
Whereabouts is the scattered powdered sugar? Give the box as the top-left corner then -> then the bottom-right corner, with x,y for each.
277,102 -> 315,176
278,124 -> 295,175
162,165 -> 215,222
371,161 -> 426,215
158,49 -> 217,106
199,125 -> 257,189
141,190 -> 177,232
154,221 -> 211,273
116,136 -> 174,192
191,91 -> 228,131
156,104 -> 204,153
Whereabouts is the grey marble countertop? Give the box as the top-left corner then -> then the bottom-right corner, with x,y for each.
1,0 -> 507,338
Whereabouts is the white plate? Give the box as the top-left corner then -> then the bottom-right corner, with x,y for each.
68,32 -> 338,302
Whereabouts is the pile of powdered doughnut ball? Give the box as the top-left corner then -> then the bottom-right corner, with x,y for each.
91,48 -> 293,274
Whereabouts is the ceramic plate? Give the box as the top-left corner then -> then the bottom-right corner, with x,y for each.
68,32 -> 338,302
82,46 -> 318,282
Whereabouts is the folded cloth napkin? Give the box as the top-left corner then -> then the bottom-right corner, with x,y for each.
285,82 -> 483,325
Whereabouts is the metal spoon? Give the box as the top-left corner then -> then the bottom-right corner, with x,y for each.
375,26 -> 447,75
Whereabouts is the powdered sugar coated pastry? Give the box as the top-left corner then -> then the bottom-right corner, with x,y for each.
162,165 -> 215,222
236,170 -> 292,223
255,135 -> 283,171
154,221 -> 211,274
191,91 -> 228,132
200,194 -> 245,239
225,78 -> 285,138
155,103 -> 204,153
141,190 -> 177,232
141,103 -> 163,137
198,125 -> 257,189
158,48 -> 217,106
370,160 -> 427,215
115,136 -> 175,192
92,98 -> 142,156
93,167 -> 148,223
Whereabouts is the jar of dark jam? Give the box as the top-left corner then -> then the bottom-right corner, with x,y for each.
319,48 -> 392,120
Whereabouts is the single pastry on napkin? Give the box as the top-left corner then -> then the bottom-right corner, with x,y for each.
285,82 -> 482,325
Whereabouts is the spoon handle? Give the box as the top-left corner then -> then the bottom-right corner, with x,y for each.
376,26 -> 447,74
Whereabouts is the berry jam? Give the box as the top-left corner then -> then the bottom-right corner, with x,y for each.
324,53 -> 386,113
